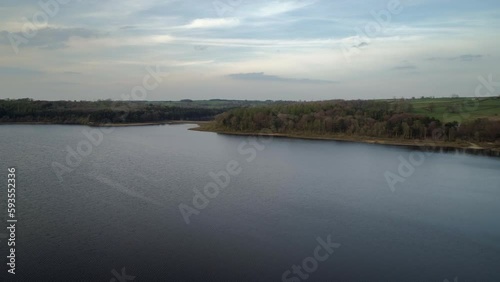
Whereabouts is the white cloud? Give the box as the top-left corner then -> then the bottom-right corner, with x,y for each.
182,18 -> 240,29
254,0 -> 315,17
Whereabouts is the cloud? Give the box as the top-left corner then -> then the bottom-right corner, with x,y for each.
455,54 -> 482,61
353,42 -> 369,48
0,67 -> 43,75
255,0 -> 315,17
427,54 -> 483,61
182,18 -> 240,29
0,0 -> 498,101
227,72 -> 336,84
392,65 -> 417,70
63,71 -> 82,75
0,27 -> 101,49
119,26 -> 137,30
392,61 -> 418,71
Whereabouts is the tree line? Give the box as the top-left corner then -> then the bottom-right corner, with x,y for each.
213,100 -> 500,142
0,99 -> 224,124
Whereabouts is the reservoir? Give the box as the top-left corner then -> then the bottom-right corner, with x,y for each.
0,124 -> 499,281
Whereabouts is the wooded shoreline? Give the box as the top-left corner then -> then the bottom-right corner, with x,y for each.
2,98 -> 499,157
191,126 -> 500,158
2,120 -> 499,157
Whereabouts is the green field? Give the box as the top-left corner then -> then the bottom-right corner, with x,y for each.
159,97 -> 500,123
149,99 -> 279,109
390,97 -> 500,123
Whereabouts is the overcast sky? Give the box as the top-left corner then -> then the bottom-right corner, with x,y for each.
0,0 -> 499,101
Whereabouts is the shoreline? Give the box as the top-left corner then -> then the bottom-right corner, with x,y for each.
0,120 -> 209,127
3,121 -> 499,157
191,126 -> 500,158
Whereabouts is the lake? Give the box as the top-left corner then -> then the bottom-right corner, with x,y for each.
0,124 -> 499,281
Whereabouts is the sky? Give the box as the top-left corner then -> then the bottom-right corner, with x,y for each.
0,0 -> 499,101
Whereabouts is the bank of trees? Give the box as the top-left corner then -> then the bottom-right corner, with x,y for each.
2,99 -> 499,142
0,99 -> 223,124
214,100 -> 500,142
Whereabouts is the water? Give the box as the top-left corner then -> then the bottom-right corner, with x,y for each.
0,124 -> 499,281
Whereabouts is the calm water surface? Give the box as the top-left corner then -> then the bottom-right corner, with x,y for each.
0,124 -> 499,281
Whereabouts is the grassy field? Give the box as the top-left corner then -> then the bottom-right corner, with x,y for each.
160,97 -> 500,123
390,97 -> 500,123
149,99 -> 279,109
170,98 -> 500,122
153,98 -> 500,123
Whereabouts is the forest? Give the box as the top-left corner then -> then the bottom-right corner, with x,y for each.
212,98 -> 500,143
0,99 -> 235,125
